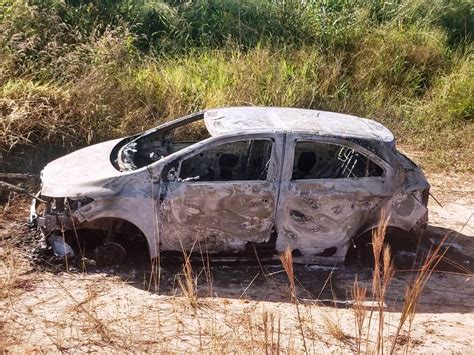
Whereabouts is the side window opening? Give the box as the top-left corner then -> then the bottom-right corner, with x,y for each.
292,141 -> 383,180
142,120 -> 211,164
118,113 -> 210,171
177,139 -> 273,182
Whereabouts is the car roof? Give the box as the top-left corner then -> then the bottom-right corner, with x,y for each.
204,107 -> 394,143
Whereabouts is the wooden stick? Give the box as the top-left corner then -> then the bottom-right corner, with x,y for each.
0,173 -> 38,179
0,180 -> 46,203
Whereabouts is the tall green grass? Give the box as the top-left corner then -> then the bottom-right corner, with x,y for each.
1,0 -> 473,171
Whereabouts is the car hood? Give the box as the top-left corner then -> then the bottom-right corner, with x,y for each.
41,138 -> 124,197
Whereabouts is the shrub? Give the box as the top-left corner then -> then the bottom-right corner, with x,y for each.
0,0 -> 472,172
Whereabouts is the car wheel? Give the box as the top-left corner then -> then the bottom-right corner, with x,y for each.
95,242 -> 126,266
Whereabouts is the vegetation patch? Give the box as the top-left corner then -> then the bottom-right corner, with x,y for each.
0,0 -> 472,172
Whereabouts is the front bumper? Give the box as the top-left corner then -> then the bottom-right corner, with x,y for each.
30,194 -> 94,231
30,196 -> 80,257
36,214 -> 74,231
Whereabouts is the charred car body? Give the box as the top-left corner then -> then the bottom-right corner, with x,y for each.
31,107 -> 429,264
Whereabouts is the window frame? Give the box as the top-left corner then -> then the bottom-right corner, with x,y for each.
286,135 -> 392,182
160,133 -> 279,184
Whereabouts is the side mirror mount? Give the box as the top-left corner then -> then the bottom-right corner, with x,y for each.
160,160 -> 181,183
166,167 -> 178,183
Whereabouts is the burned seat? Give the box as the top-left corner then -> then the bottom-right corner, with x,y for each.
293,151 -> 317,179
219,153 -> 239,180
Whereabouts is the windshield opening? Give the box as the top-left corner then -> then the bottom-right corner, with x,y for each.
116,112 -> 210,171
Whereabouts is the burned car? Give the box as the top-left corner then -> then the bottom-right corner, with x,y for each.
31,107 -> 429,265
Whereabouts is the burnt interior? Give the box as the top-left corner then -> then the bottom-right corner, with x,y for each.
292,141 -> 384,180
117,112 -> 209,171
177,139 -> 273,182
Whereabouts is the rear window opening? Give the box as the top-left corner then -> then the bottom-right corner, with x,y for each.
292,141 -> 384,180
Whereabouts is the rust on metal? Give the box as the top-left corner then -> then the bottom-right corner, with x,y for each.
31,107 -> 430,264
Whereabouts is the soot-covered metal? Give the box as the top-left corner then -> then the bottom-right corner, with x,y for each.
31,107 -> 430,265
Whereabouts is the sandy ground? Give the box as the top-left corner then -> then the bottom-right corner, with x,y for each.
0,169 -> 473,353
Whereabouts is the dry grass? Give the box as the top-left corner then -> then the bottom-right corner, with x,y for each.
0,235 -> 466,353
275,210 -> 450,354
177,250 -> 198,308
352,276 -> 367,354
346,211 -> 453,354
322,314 -> 352,346
0,195 -> 472,352
371,211 -> 396,353
0,246 -> 20,301
280,246 -> 309,353
1,1 -> 472,173
279,246 -> 296,303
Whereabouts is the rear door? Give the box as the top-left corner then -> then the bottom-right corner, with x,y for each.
158,133 -> 284,253
276,134 -> 394,261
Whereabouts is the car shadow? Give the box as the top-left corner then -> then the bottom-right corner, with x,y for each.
94,223 -> 473,314
25,220 -> 473,314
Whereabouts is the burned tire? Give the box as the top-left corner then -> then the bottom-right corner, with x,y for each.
95,242 -> 126,266
345,227 -> 421,267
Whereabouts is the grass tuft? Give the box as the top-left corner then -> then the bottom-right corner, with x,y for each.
0,0 -> 472,172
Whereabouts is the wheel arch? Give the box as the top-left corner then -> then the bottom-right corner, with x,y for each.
78,212 -> 159,259
345,222 -> 423,264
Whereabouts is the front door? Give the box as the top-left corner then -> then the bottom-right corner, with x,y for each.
276,135 -> 393,262
158,134 -> 283,253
